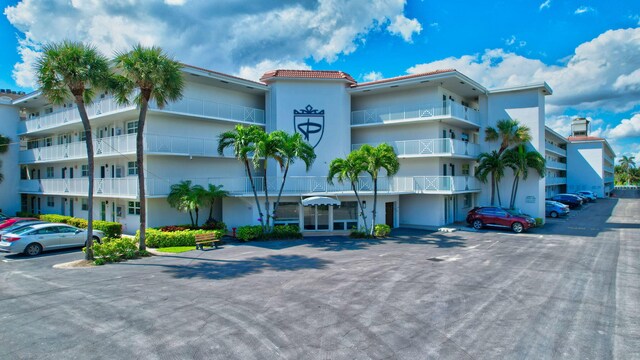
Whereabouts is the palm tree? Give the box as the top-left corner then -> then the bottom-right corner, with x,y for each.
476,151 -> 507,206
271,132 -> 316,223
0,134 -> 9,184
200,184 -> 229,223
485,119 -> 532,155
167,180 -> 203,227
218,125 -> 265,229
35,41 -> 110,260
358,144 -> 400,236
503,145 -> 546,209
111,44 -> 184,251
252,130 -> 280,229
328,151 -> 369,234
619,156 -> 636,185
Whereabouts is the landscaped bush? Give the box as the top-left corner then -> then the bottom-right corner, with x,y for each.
91,237 -> 149,265
236,225 -> 263,241
16,211 -> 39,217
535,218 -> 544,227
265,224 -> 303,240
374,224 -> 391,237
349,226 -> 368,238
38,214 -> 122,238
158,221 -> 227,233
142,228 -> 225,248
201,220 -> 227,232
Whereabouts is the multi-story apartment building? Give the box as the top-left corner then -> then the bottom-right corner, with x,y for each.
544,126 -> 568,198
1,66 -> 554,234
567,118 -> 616,198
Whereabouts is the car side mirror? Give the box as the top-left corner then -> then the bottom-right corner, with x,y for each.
75,229 -> 82,234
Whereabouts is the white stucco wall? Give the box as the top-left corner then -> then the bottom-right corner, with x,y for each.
567,142 -> 606,197
0,103 -> 20,216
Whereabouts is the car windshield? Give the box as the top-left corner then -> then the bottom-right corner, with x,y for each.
2,222 -> 40,232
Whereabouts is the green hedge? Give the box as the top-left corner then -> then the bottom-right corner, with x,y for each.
374,224 -> 391,237
91,237 -> 148,265
38,214 -> 122,238
16,211 -> 39,217
141,228 -> 225,248
236,224 -> 303,241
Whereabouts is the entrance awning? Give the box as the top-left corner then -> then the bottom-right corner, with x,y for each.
302,196 -> 341,206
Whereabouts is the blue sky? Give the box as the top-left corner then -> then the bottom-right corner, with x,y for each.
1,0 -> 639,158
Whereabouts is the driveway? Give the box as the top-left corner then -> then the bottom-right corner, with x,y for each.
1,197 -> 638,359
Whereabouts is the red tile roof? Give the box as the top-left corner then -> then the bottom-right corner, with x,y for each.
354,69 -> 457,87
260,70 -> 356,83
568,136 -> 606,141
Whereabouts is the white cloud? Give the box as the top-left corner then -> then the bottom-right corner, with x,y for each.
237,59 -> 311,82
574,6 -> 595,14
539,0 -> 551,10
3,0 -> 422,86
505,35 -> 515,46
631,14 -> 640,25
608,114 -> 640,139
387,14 -> 422,42
406,28 -> 640,114
362,71 -> 384,82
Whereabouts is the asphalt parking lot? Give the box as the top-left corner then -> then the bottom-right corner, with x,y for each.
1,196 -> 639,359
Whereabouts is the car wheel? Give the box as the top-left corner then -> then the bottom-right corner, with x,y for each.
472,219 -> 483,230
24,243 -> 43,256
550,211 -> 558,218
511,222 -> 524,233
92,236 -> 101,244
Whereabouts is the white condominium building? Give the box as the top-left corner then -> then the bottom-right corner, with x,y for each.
1,66 -> 556,234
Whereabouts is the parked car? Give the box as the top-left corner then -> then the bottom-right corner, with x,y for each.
545,200 -> 570,218
466,206 -> 536,233
0,220 -> 46,237
0,223 -> 104,256
0,213 -> 8,222
548,194 -> 583,209
569,193 -> 590,203
0,217 -> 39,230
576,191 -> 597,202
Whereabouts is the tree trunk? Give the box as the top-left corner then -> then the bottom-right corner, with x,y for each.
272,161 -> 291,225
245,159 -> 264,230
490,174 -> 496,206
195,205 -> 199,227
495,173 -> 502,206
370,176 -> 378,236
75,96 -> 94,261
208,201 -> 214,222
509,172 -> 519,209
137,97 -> 149,251
351,182 -> 369,235
188,210 -> 194,227
263,161 -> 270,232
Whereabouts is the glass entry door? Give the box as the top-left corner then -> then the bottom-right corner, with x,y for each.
304,205 -> 330,231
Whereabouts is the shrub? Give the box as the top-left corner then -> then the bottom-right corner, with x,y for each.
66,217 -> 88,228
39,214 -> 72,223
265,224 -> 303,240
374,224 -> 391,237
202,220 -> 227,232
37,214 -> 122,238
159,225 -> 190,232
92,237 -> 147,265
16,211 -> 38,217
535,218 -> 544,227
349,226 -> 369,238
142,228 -> 224,248
236,225 -> 263,241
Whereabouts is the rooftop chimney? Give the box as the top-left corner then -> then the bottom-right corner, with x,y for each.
571,117 -> 590,137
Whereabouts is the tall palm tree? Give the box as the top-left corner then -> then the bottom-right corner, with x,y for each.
167,180 -> 203,227
271,132 -> 316,223
111,45 -> 184,251
328,151 -> 369,234
476,151 -> 507,206
200,184 -> 229,223
36,41 -> 110,260
0,134 -> 9,184
358,144 -> 400,236
252,130 -> 280,229
619,156 -> 636,185
503,145 -> 546,209
485,119 -> 532,155
218,125 -> 265,229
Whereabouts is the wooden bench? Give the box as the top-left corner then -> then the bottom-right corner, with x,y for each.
194,233 -> 222,250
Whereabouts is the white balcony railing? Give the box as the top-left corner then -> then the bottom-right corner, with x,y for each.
19,95 -> 265,134
545,143 -> 567,156
21,175 -> 481,198
604,155 -> 615,165
546,177 -> 567,186
604,176 -> 614,184
603,165 -> 614,174
19,133 -> 235,163
351,101 -> 480,126
546,160 -> 567,170
352,138 -> 479,158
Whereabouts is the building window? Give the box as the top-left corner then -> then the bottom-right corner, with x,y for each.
128,201 -> 141,215
44,137 -> 52,147
333,201 -> 359,230
81,198 -> 88,211
79,131 -> 86,142
46,167 -> 54,178
81,165 -> 89,177
462,164 -> 470,176
274,202 -> 299,226
128,161 -> 138,176
126,121 -> 138,134
47,196 -> 55,207
27,139 -> 39,149
463,194 -> 472,208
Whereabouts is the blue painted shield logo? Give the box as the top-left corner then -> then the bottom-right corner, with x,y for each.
294,105 -> 325,149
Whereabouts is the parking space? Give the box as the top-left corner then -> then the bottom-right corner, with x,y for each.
0,198 -> 638,359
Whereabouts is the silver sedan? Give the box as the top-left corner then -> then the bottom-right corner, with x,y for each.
0,223 -> 104,256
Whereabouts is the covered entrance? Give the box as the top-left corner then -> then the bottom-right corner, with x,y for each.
302,196 -> 339,231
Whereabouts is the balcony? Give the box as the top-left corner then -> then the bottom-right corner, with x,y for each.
351,101 -> 480,128
19,133 -> 235,164
546,160 -> 567,170
546,177 -> 567,186
604,176 -> 614,184
352,138 -> 479,159
545,143 -> 567,156
603,165 -> 614,174
604,155 -> 615,165
21,175 -> 481,198
19,95 -> 265,134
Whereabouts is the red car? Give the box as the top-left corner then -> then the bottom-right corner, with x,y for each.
0,218 -> 40,230
466,207 -> 536,233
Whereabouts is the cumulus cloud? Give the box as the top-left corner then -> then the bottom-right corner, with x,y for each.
406,28 -> 640,114
574,6 -> 595,14
362,71 -> 384,82
608,113 -> 640,138
3,0 -> 421,86
505,35 -> 515,46
237,59 -> 311,81
539,0 -> 551,10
